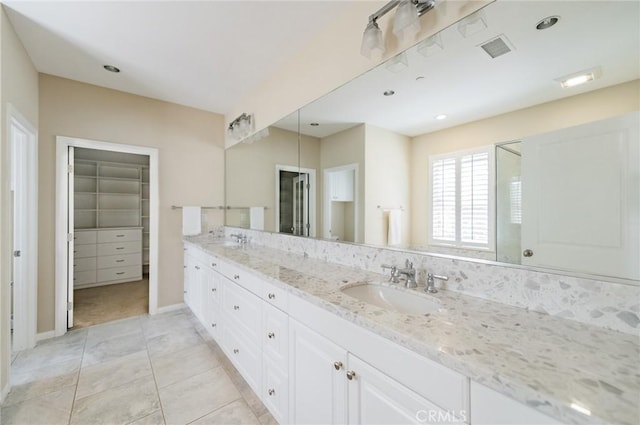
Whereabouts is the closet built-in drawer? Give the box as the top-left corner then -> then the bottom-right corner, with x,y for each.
74,231 -> 97,245
74,270 -> 96,286
97,241 -> 141,256
223,279 -> 262,342
98,228 -> 142,243
74,244 -> 97,258
97,266 -> 141,283
98,253 -> 141,269
74,257 -> 97,272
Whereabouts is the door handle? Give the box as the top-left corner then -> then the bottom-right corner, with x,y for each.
523,249 -> 534,257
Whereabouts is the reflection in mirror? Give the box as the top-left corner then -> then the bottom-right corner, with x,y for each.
226,0 -> 639,282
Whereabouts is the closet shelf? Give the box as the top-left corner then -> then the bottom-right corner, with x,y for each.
97,176 -> 141,182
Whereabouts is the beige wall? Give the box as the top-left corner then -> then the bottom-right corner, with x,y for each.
410,80 -> 640,248
364,125 -> 411,247
225,0 -> 492,148
38,74 -> 225,332
319,124 -> 365,242
0,6 -> 39,397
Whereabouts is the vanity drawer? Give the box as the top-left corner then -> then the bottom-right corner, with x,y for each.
221,262 -> 263,295
263,303 -> 289,369
74,230 -> 97,245
74,270 -> 96,286
74,244 -> 96,258
98,228 -> 142,243
97,265 -> 141,283
74,257 -> 96,272
222,322 -> 262,395
98,253 -> 141,269
97,241 -> 141,256
262,281 -> 289,312
223,278 -> 262,342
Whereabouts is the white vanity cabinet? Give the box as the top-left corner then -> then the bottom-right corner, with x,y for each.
470,382 -> 560,425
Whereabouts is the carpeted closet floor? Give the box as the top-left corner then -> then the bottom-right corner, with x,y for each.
72,278 -> 149,329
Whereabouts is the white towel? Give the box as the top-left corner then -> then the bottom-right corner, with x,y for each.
250,206 -> 265,230
182,206 -> 202,236
387,209 -> 402,246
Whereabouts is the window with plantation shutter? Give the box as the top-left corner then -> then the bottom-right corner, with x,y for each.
429,146 -> 495,250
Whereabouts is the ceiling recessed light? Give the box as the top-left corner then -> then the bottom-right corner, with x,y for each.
383,90 -> 395,96
536,16 -> 560,30
310,122 -> 319,127
435,114 -> 447,120
103,65 -> 120,73
556,67 -> 601,88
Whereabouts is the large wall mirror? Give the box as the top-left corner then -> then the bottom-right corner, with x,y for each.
225,0 -> 639,283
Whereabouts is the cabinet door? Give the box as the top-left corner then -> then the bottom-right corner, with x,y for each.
347,354 -> 466,425
207,269 -> 223,342
183,252 -> 194,309
289,319 -> 347,425
331,169 -> 354,202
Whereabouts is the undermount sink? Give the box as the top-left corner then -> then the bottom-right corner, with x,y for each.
341,283 -> 442,315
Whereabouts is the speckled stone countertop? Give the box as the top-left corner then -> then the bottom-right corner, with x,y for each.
185,237 -> 639,425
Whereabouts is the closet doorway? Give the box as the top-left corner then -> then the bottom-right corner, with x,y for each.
55,137 -> 159,335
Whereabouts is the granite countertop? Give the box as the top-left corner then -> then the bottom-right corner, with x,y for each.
185,236 -> 639,425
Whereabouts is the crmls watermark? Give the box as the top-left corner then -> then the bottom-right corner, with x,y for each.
415,409 -> 467,424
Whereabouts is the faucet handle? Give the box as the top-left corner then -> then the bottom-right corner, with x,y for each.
405,259 -> 413,269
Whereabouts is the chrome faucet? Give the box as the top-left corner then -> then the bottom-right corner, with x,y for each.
426,273 -> 448,294
230,233 -> 248,244
381,264 -> 401,283
398,259 -> 417,289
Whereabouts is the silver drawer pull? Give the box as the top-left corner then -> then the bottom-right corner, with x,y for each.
346,371 -> 356,380
233,348 -> 239,354
116,247 -> 124,250
334,361 -> 343,371
211,263 -> 217,267
233,274 -> 240,280
116,260 -> 124,263
116,272 -> 125,275
267,332 -> 275,339
233,305 -> 240,311
268,293 -> 276,300
268,389 -> 275,396
211,288 -> 217,292
211,323 -> 217,328
73,251 -> 78,253
116,234 -> 125,237
195,266 -> 200,270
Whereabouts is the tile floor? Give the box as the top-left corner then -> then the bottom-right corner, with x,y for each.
2,309 -> 276,425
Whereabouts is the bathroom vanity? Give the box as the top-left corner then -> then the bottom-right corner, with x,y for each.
183,236 -> 638,425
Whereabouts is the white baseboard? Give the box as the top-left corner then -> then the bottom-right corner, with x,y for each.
36,331 -> 56,342
155,303 -> 186,315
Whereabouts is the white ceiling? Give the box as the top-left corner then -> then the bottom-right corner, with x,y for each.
3,0 -> 351,115
275,0 -> 640,138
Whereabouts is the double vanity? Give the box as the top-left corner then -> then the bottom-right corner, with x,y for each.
183,235 -> 638,425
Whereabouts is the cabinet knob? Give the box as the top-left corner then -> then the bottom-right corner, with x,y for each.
523,249 -> 534,257
211,288 -> 217,292
268,293 -> 276,300
268,389 -> 275,396
233,305 -> 240,311
116,234 -> 125,237
116,272 -> 125,275
211,323 -> 216,328
195,266 -> 200,270
212,263 -> 217,267
234,275 -> 240,280
233,348 -> 239,354
346,371 -> 356,380
116,247 -> 124,250
333,361 -> 343,371
267,332 -> 275,339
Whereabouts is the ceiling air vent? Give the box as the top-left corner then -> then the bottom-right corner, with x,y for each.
479,35 -> 514,59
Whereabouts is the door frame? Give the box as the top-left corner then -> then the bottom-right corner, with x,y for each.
55,136 -> 159,336
275,165 -> 316,237
7,104 -> 38,352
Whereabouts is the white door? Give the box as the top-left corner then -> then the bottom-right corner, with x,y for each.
521,112 -> 639,280
11,123 -> 27,350
67,146 -> 75,327
346,354 -> 463,425
289,319 -> 347,425
293,174 -> 309,236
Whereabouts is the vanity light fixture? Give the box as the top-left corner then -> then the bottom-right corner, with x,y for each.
457,10 -> 488,38
386,52 -> 409,73
103,65 -> 120,73
227,113 -> 254,140
435,114 -> 447,120
536,16 -> 559,30
383,90 -> 396,96
417,33 -> 444,57
557,67 -> 601,88
360,0 -> 436,60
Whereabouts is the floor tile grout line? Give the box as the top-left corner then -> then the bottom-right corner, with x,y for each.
184,395 -> 246,425
141,315 -> 169,425
67,327 -> 89,425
